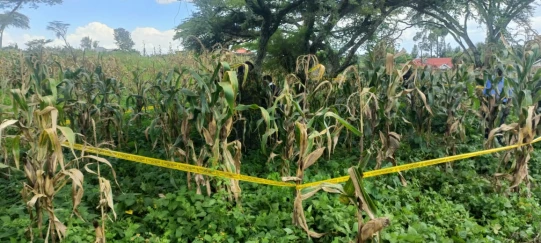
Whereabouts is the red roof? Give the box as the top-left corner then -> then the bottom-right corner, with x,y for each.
413,58 -> 453,69
234,48 -> 251,54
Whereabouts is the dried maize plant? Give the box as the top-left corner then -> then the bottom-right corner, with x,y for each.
285,110 -> 361,238
342,66 -> 379,162
76,119 -> 119,243
192,61 -> 255,204
1,91 -> 82,242
374,56 -> 414,186
285,121 -> 328,238
258,74 -> 304,176
486,106 -> 541,196
296,54 -> 333,111
339,166 -> 390,243
402,64 -> 434,143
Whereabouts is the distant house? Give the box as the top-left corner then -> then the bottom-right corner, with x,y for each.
413,58 -> 453,70
94,47 -> 112,53
233,47 -> 252,55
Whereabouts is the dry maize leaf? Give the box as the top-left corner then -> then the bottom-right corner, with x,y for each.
222,117 -> 233,139
84,163 -> 98,175
177,148 -> 186,157
44,175 -> 54,197
300,183 -> 343,200
303,147 -> 326,170
24,161 -> 36,185
64,168 -> 84,189
72,182 -> 84,219
332,125 -> 344,153
385,132 -> 401,159
99,177 -> 117,220
93,221 -> 105,243
360,217 -> 391,241
35,170 -> 45,189
202,127 -> 214,146
0,119 -> 18,147
385,53 -> 394,75
415,88 -> 433,115
209,117 -> 217,137
53,215 -> 68,240
267,152 -> 279,164
296,122 -> 308,158
308,64 -> 325,81
282,176 -> 302,182
293,194 -> 324,238
449,120 -> 460,134
27,193 -> 46,207
510,154 -> 530,189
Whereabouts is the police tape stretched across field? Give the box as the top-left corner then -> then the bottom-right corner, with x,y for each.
61,136 -> 541,190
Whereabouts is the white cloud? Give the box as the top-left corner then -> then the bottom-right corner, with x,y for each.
4,21 -> 182,54
155,0 -> 178,4
2,32 -> 48,48
132,27 -> 182,54
48,22 -> 116,49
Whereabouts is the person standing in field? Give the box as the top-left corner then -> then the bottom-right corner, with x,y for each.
483,67 -> 513,137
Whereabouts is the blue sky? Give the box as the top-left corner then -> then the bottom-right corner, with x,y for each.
3,0 -> 196,52
3,0 -> 541,53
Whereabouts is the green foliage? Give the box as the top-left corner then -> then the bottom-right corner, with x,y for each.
114,28 -> 135,51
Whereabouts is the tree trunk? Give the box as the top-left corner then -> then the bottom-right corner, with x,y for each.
0,29 -> 3,49
254,20 -> 272,75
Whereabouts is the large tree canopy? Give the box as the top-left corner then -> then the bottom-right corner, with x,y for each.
0,11 -> 28,48
174,0 -> 260,52
0,0 -> 63,48
405,0 -> 536,67
176,0 -> 422,76
114,27 -> 135,51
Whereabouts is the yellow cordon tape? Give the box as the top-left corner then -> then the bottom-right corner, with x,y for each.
61,142 -> 294,187
298,136 -> 541,189
62,136 -> 541,190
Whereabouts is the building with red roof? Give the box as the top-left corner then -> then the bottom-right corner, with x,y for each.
234,48 -> 252,55
412,58 -> 453,70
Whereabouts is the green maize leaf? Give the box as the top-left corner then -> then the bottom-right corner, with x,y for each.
57,126 -> 76,146
11,89 -> 28,112
353,167 -> 377,215
324,112 -> 361,137
261,128 -> 277,154
235,104 -> 260,111
219,81 -> 236,111
519,90 -> 533,108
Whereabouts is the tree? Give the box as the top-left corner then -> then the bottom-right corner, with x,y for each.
25,38 -> 52,52
177,0 -> 421,76
47,21 -> 77,64
0,1 -> 63,47
0,11 -> 29,48
114,28 -> 135,51
411,44 -> 419,58
92,40 -> 99,49
80,36 -> 92,50
174,0 -> 259,53
1,0 -> 62,13
406,0 -> 536,67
